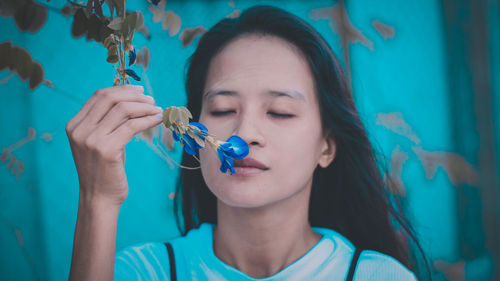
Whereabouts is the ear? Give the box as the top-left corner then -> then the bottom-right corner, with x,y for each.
318,133 -> 336,168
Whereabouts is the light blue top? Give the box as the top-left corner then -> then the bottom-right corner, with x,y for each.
114,223 -> 418,281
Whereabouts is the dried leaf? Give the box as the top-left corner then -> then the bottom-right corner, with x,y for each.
106,46 -> 119,64
135,11 -> 144,30
178,106 -> 192,119
0,0 -> 23,17
169,107 -> 179,125
162,11 -> 181,36
72,8 -> 88,38
12,46 -> 33,81
86,14 -> 102,41
136,46 -> 150,69
114,0 -> 124,17
107,16 -> 123,30
137,24 -> 150,39
187,130 -> 205,148
103,34 -> 115,49
14,1 -> 48,33
29,62 -> 43,90
372,20 -> 395,40
163,107 -> 173,128
161,128 -> 174,150
0,41 -> 12,70
150,5 -> 164,23
179,26 -> 206,47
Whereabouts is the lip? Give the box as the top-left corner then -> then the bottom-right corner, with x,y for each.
233,157 -> 269,170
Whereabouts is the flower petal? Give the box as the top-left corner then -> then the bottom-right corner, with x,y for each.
128,48 -> 136,66
181,133 -> 198,155
125,69 -> 141,81
172,130 -> 180,141
189,122 -> 208,140
217,148 -> 235,174
225,136 -> 249,160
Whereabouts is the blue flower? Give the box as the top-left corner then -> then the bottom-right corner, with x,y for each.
189,122 -> 208,141
217,136 -> 249,174
125,69 -> 141,81
128,49 -> 136,66
172,122 -> 208,156
217,148 -> 235,174
220,136 -> 249,160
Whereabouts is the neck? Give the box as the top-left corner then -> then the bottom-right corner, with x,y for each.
212,183 -> 322,278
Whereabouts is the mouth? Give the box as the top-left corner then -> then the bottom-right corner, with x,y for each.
233,157 -> 269,176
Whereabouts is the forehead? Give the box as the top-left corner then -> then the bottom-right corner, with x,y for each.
203,34 -> 316,103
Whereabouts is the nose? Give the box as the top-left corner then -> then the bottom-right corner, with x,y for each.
232,110 -> 266,147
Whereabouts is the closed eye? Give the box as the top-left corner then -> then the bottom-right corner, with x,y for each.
210,110 -> 236,116
210,111 -> 294,119
268,112 -> 294,119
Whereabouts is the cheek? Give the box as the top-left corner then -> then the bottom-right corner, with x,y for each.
269,125 -> 322,186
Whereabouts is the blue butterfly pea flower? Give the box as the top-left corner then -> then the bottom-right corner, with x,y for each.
223,136 -> 249,160
189,122 -> 208,142
125,69 -> 141,81
172,122 -> 209,155
217,136 -> 249,174
128,49 -> 136,66
217,148 -> 235,174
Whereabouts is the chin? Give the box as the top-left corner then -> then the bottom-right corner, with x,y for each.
209,180 -> 278,209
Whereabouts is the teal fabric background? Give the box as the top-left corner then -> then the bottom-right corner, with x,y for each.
1,0 -> 498,280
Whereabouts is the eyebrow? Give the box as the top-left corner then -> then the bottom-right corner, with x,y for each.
203,89 -> 306,101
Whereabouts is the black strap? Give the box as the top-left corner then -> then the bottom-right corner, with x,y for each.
164,242 -> 177,281
346,248 -> 362,281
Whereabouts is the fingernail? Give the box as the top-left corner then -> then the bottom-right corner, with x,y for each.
155,112 -> 163,119
154,106 -> 163,112
145,95 -> 154,101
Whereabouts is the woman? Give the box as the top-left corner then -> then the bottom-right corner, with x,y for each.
67,5 -> 428,281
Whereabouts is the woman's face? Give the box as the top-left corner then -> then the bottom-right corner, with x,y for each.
199,34 -> 335,208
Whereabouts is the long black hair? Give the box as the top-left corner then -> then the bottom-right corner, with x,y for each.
173,5 -> 430,280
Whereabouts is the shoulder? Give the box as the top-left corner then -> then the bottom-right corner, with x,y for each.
312,227 -> 417,281
355,250 -> 418,281
114,224 -> 213,281
114,242 -> 171,281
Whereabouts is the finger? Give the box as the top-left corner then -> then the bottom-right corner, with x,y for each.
95,101 -> 163,135
75,88 -> 154,137
66,85 -> 144,133
109,114 -> 164,148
